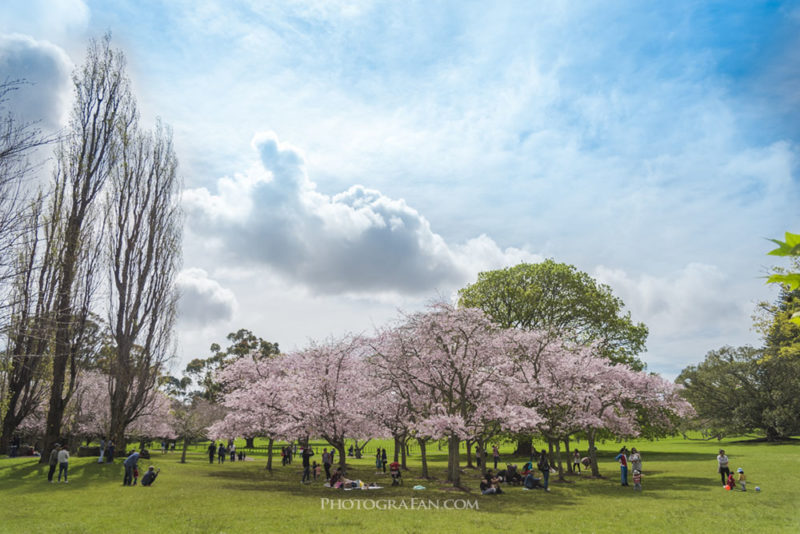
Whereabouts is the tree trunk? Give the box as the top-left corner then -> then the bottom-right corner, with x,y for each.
266,438 -> 274,471
554,438 -> 565,480
336,441 -> 347,470
246,437 -> 255,448
447,435 -> 461,486
418,438 -> 429,479
465,439 -> 474,468
180,438 -> 189,463
400,435 -> 408,469
564,436 -> 572,474
588,431 -> 600,477
393,435 -> 400,462
514,434 -> 533,457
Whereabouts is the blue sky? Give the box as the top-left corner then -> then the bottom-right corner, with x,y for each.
2,0 -> 798,377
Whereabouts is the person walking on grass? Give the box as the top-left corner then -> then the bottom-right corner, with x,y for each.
57,445 -> 70,483
615,447 -> 629,486
717,449 -> 730,486
98,437 -> 105,463
218,442 -> 226,464
208,442 -> 216,464
381,448 -> 388,473
493,445 -> 500,470
47,443 -> 60,483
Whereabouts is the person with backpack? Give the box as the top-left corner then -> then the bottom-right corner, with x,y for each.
537,451 -> 551,492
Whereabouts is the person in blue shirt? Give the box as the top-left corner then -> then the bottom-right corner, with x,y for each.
123,451 -> 140,486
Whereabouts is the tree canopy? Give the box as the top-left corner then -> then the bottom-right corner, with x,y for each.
457,260 -> 648,369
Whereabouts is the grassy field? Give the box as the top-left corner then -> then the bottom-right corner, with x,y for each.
1,435 -> 798,534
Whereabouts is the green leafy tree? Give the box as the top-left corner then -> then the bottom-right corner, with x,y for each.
184,329 -> 279,402
458,260 -> 648,369
677,345 -> 800,441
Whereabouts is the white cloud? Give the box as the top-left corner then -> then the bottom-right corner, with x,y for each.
0,0 -> 89,47
0,34 -> 72,129
175,268 -> 237,326
185,131 -> 538,295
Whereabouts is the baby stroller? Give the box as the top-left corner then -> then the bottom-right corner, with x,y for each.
389,461 -> 402,486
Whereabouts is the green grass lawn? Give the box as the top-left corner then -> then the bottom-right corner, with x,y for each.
1,435 -> 798,534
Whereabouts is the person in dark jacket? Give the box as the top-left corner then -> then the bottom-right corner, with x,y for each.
47,443 -> 60,482
208,442 -> 216,464
301,446 -> 315,483
141,466 -> 160,486
538,451 -> 551,492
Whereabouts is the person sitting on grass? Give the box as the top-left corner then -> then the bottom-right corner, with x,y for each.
523,472 -> 543,490
389,461 -> 402,485
480,475 -> 503,495
141,466 -> 160,486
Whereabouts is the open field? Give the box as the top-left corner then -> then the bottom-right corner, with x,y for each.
1,435 -> 798,534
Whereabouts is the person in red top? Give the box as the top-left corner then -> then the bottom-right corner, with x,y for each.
614,447 -> 629,486
389,461 -> 402,485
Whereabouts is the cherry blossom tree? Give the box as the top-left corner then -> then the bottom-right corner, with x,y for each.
371,303 -> 535,486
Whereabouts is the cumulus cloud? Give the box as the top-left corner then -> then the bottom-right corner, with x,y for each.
0,0 -> 89,46
176,268 -> 237,326
0,34 -> 72,129
185,132 -> 538,295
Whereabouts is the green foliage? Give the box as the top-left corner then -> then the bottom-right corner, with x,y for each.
184,329 -> 279,401
766,232 -> 800,325
677,346 -> 800,441
458,260 -> 648,369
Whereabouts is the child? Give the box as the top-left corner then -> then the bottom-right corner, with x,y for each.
312,461 -> 320,480
737,468 -> 746,491
133,466 -> 139,486
726,473 -> 736,490
633,469 -> 642,491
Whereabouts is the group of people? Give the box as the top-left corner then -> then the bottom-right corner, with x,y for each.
96,438 -> 116,463
374,448 -> 388,472
717,449 -> 749,491
122,450 -> 160,486
614,447 -> 643,490
207,441 -> 245,464
45,441 -> 159,487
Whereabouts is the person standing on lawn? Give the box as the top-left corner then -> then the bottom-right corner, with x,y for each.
629,448 -> 642,474
717,449 -> 730,486
57,444 -> 70,483
98,438 -> 105,463
301,445 -> 315,483
493,445 -> 500,470
322,448 -> 332,480
123,450 -> 140,486
208,442 -> 216,464
47,443 -> 60,482
615,447 -> 629,486
381,448 -> 388,473
537,450 -> 551,492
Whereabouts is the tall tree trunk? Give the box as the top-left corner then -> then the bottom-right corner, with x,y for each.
447,435 -> 461,486
418,438 -> 429,479
554,438 -> 565,480
180,437 -> 189,463
266,438 -> 274,471
478,437 -> 487,478
246,437 -> 255,448
564,436 -> 572,474
514,434 -> 533,457
465,439 -> 474,468
336,441 -> 347,470
393,435 -> 400,462
588,431 -> 600,477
